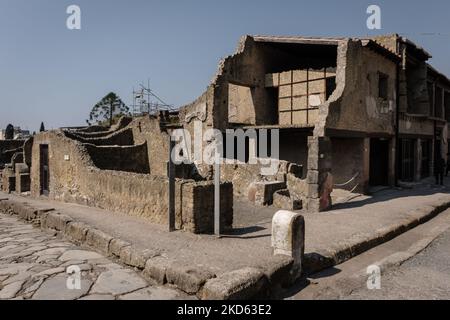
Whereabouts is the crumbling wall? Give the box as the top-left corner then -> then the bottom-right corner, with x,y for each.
211,36 -> 267,129
64,127 -> 134,146
228,83 -> 256,125
325,40 -> 397,135
221,159 -> 307,202
30,131 -> 231,233
84,143 -> 150,174
73,116 -> 132,136
129,115 -> 171,177
178,87 -> 215,179
372,35 -> 399,54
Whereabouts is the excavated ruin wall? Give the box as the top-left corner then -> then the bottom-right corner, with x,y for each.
221,160 -> 308,201
84,142 -> 150,174
324,40 -> 397,135
30,130 -> 232,233
64,127 -> 135,146
129,116 -> 171,177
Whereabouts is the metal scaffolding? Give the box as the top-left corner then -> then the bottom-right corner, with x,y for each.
131,80 -> 175,116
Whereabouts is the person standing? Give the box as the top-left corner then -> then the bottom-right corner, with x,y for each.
435,157 -> 445,185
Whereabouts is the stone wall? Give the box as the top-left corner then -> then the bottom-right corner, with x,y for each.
221,159 -> 307,202
30,130 -> 232,233
130,116 -> 171,177
64,127 -> 134,146
325,40 -> 397,135
84,143 -> 150,174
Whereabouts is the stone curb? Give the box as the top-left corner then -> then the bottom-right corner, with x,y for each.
0,197 -> 291,299
302,219 -> 450,299
303,197 -> 450,275
2,196 -> 450,298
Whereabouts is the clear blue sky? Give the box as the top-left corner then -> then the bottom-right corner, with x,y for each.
1,0 -> 449,132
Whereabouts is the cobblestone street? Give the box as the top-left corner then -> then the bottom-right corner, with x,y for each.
0,214 -> 191,300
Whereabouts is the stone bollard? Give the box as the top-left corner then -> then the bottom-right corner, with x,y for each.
271,210 -> 305,282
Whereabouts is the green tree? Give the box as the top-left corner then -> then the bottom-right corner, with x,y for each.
39,122 -> 45,132
87,92 -> 130,126
5,124 -> 14,140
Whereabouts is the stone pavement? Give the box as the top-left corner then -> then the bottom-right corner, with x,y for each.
0,214 -> 191,300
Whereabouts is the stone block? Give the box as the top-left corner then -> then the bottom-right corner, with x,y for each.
0,199 -> 13,212
257,254 -> 294,289
109,238 -> 130,257
272,189 -> 302,211
119,246 -> 160,269
86,228 -> 113,254
182,181 -> 234,234
17,204 -> 36,221
166,265 -> 215,294
31,208 -> 54,222
201,268 -> 267,300
65,222 -> 89,243
143,257 -> 172,285
305,198 -> 320,213
43,212 -> 73,233
306,170 -> 319,184
271,210 -> 305,281
307,183 -> 319,199
254,181 -> 286,206
10,201 -> 29,217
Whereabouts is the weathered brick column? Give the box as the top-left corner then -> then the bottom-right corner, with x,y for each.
306,136 -> 332,212
414,138 -> 422,182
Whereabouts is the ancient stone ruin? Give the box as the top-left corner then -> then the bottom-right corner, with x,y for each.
1,34 -> 450,234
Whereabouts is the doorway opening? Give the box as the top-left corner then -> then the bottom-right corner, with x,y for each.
398,139 -> 415,181
369,138 -> 389,186
40,144 -> 49,195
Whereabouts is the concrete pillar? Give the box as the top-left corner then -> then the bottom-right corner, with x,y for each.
271,210 -> 305,281
414,138 -> 422,182
306,136 -> 332,212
